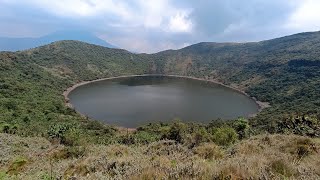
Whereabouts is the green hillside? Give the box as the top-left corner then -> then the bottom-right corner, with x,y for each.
150,32 -> 320,134
0,32 -> 320,179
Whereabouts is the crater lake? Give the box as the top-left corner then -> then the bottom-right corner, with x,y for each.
67,75 -> 260,128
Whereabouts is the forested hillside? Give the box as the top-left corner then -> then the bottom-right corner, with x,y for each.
150,32 -> 320,135
1,31 -> 320,137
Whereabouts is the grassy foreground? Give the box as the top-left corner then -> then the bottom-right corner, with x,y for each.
0,133 -> 319,179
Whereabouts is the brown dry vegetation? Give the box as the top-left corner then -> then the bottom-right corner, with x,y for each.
1,133 -> 319,179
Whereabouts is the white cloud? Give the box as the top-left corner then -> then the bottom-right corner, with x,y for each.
135,0 -> 193,32
285,0 -> 320,32
137,0 -> 169,28
3,0 -> 193,32
168,11 -> 193,33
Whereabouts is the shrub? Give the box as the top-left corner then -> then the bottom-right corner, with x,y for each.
1,123 -> 10,133
62,128 -> 83,146
164,121 -> 187,143
133,131 -> 161,144
84,120 -> 106,130
187,127 -> 211,147
0,123 -> 18,134
233,117 -> 250,139
10,124 -> 18,134
118,134 -> 135,145
23,115 -> 31,123
47,124 -> 83,145
47,124 -> 69,143
212,127 -> 238,146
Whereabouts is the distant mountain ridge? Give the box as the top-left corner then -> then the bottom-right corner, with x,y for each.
0,30 -> 117,51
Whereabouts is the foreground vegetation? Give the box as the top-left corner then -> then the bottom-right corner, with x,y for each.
1,133 -> 319,179
0,31 -> 320,179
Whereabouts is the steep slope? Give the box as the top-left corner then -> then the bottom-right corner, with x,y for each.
152,31 -> 320,84
18,40 -> 150,81
0,41 -> 151,140
150,32 -> 320,133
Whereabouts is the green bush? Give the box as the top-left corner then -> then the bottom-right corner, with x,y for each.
133,131 -> 161,144
233,117 -> 250,139
188,127 -> 211,147
47,124 -> 69,140
118,134 -> 135,145
63,128 -> 82,146
212,127 -> 238,146
1,123 -> 10,133
0,123 -> 18,134
165,121 -> 187,143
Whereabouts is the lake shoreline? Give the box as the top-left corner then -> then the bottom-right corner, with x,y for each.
63,74 -> 270,130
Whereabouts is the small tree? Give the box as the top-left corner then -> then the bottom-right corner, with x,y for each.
212,127 -> 238,146
191,127 -> 211,147
234,117 -> 250,139
47,124 -> 69,144
165,120 -> 186,143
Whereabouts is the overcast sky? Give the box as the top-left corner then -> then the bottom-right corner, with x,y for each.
1,0 -> 320,53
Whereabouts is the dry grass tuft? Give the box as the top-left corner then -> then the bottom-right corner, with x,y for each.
6,156 -> 28,175
194,143 -> 224,160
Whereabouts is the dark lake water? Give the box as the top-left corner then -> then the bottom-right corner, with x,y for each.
68,76 -> 259,128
